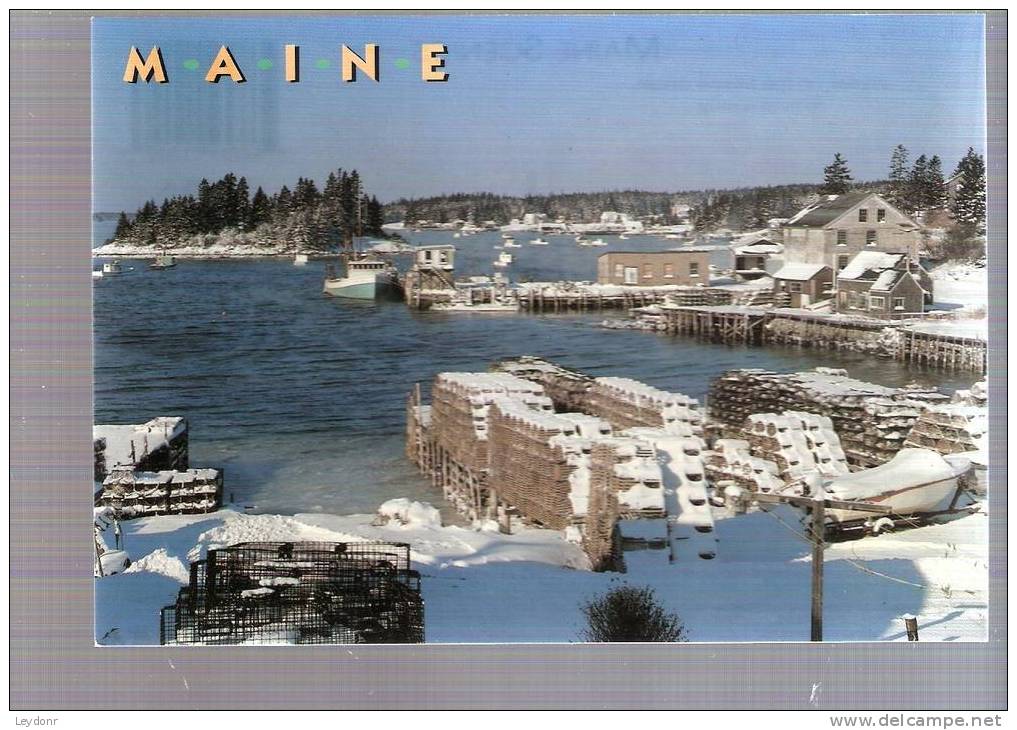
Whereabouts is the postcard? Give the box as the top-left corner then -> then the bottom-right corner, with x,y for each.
87,14 -> 990,650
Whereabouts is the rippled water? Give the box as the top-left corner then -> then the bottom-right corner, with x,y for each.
93,228 -> 973,515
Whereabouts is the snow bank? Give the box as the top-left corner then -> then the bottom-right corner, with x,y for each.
375,498 -> 443,528
123,548 -> 189,584
97,497 -> 987,645
930,262 -> 987,309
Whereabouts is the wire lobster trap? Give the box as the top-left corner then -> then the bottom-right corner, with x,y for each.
160,541 -> 424,645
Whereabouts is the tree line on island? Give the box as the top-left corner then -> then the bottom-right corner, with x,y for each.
110,169 -> 385,251
109,146 -> 985,261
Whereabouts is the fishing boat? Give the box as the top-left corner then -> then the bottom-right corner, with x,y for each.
493,251 -> 514,268
820,448 -> 973,529
503,238 -> 521,248
323,254 -> 402,299
102,260 -> 124,275
293,253 -> 309,266
529,237 -> 549,246
149,253 -> 176,270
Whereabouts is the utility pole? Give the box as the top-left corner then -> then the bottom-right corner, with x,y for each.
753,492 -> 892,642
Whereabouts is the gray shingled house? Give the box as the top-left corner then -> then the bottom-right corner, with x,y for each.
835,251 -> 933,316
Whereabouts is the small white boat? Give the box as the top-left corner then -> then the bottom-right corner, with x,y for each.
92,270 -> 104,280
501,232 -> 514,239
619,234 -> 630,240
293,253 -> 309,266
432,301 -> 518,313
503,239 -> 521,248
453,232 -> 462,238
822,448 -> 972,525
588,238 -> 607,247
102,261 -> 124,275
529,237 -> 549,246
493,251 -> 514,268
664,234 -> 680,240
323,256 -> 402,299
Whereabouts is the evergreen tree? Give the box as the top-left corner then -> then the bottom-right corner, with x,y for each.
819,153 -> 852,196
925,155 -> 947,210
235,176 -> 251,230
113,211 -> 131,240
249,186 -> 271,229
908,155 -> 929,211
196,178 -> 214,232
887,144 -> 910,211
951,148 -> 986,231
275,185 -> 293,220
366,195 -> 385,234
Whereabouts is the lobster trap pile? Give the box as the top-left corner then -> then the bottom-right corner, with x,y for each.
487,399 -> 610,530
743,412 -> 850,480
904,380 -> 988,457
584,377 -> 704,435
97,467 -> 223,518
160,541 -> 424,645
708,368 -> 949,469
704,439 -> 784,493
493,356 -> 594,412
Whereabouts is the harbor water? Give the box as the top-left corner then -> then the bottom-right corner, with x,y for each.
93,227 -> 975,516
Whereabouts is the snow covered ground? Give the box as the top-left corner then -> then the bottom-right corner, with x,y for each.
96,498 -> 987,646
929,262 -> 987,312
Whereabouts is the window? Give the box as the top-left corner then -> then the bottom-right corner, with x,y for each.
614,264 -> 624,278
789,282 -> 803,293
642,263 -> 653,279
893,297 -> 905,310
836,230 -> 847,246
869,295 -> 885,309
858,209 -> 868,222
689,262 -> 700,277
866,230 -> 877,246
837,254 -> 850,270
663,263 -> 675,278
877,209 -> 886,222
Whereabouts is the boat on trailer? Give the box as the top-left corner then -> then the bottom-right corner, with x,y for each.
819,448 -> 976,536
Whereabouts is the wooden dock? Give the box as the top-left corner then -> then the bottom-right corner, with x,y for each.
656,306 -> 987,374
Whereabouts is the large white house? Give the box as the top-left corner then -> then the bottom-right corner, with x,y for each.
782,192 -> 922,274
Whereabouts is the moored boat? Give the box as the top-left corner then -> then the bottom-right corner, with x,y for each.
149,254 -> 176,270
323,256 -> 402,299
293,253 -> 309,266
493,251 -> 514,268
503,239 -> 521,248
588,238 -> 607,247
102,260 -> 124,275
529,237 -> 549,246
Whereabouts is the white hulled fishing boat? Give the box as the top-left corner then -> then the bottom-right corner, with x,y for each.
323,253 -> 402,299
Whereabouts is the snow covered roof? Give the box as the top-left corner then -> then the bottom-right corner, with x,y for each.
786,192 -> 874,228
772,263 -> 830,281
837,251 -> 906,281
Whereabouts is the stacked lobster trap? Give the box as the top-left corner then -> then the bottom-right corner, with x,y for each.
161,541 -> 424,645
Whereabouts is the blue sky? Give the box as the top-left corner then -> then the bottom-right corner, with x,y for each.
92,14 -> 986,212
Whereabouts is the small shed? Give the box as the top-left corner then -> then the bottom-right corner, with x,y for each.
835,251 -> 931,316
732,236 -> 784,279
772,263 -> 833,308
